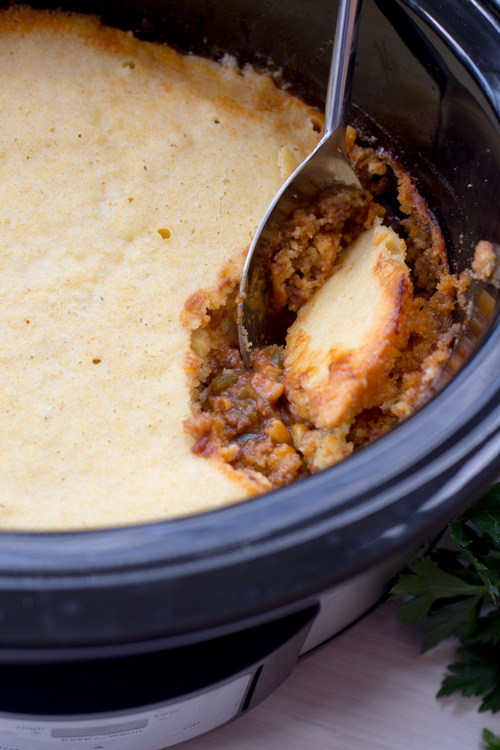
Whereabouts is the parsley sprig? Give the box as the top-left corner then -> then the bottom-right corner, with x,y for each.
484,728 -> 500,749
388,483 -> 500,744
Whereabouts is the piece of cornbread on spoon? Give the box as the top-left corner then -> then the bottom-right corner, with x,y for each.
284,221 -> 413,429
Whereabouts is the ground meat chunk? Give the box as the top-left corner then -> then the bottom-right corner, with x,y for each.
269,184 -> 385,311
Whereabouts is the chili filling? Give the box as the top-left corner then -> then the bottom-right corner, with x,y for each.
184,127 -> 468,489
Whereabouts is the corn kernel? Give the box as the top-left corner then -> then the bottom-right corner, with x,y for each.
219,443 -> 239,461
290,423 -> 308,448
265,419 -> 293,445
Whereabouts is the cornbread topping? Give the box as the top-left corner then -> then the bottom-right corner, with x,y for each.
0,6 -> 467,529
0,6 -> 321,529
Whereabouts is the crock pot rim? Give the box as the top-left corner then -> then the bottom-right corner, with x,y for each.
0,0 -> 499,574
0,0 -> 497,652
0,0 -> 496,561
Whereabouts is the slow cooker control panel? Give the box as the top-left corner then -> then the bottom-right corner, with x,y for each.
0,607 -> 316,750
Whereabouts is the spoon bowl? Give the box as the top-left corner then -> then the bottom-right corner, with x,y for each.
237,0 -> 363,366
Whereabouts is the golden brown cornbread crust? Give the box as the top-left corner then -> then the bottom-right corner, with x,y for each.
284,224 -> 414,429
0,6 -> 321,529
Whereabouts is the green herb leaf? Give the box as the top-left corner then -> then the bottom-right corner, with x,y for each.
460,485 -> 500,543
471,610 -> 500,646
437,643 -> 500,712
388,556 -> 486,626
388,483 -> 500,750
482,686 -> 500,714
450,520 -> 500,600
483,729 -> 500,749
421,595 -> 482,653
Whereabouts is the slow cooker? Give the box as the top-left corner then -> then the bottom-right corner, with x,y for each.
0,0 -> 499,747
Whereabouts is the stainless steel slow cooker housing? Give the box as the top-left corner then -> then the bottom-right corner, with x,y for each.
0,0 -> 499,747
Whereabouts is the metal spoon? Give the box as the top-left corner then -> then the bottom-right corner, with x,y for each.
237,0 -> 363,366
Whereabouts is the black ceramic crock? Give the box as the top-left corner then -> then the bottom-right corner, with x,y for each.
0,0 -> 499,740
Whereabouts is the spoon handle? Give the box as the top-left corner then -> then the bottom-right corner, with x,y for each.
324,0 -> 363,138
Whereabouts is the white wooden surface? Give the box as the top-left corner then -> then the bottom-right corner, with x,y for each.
183,601 -> 500,750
